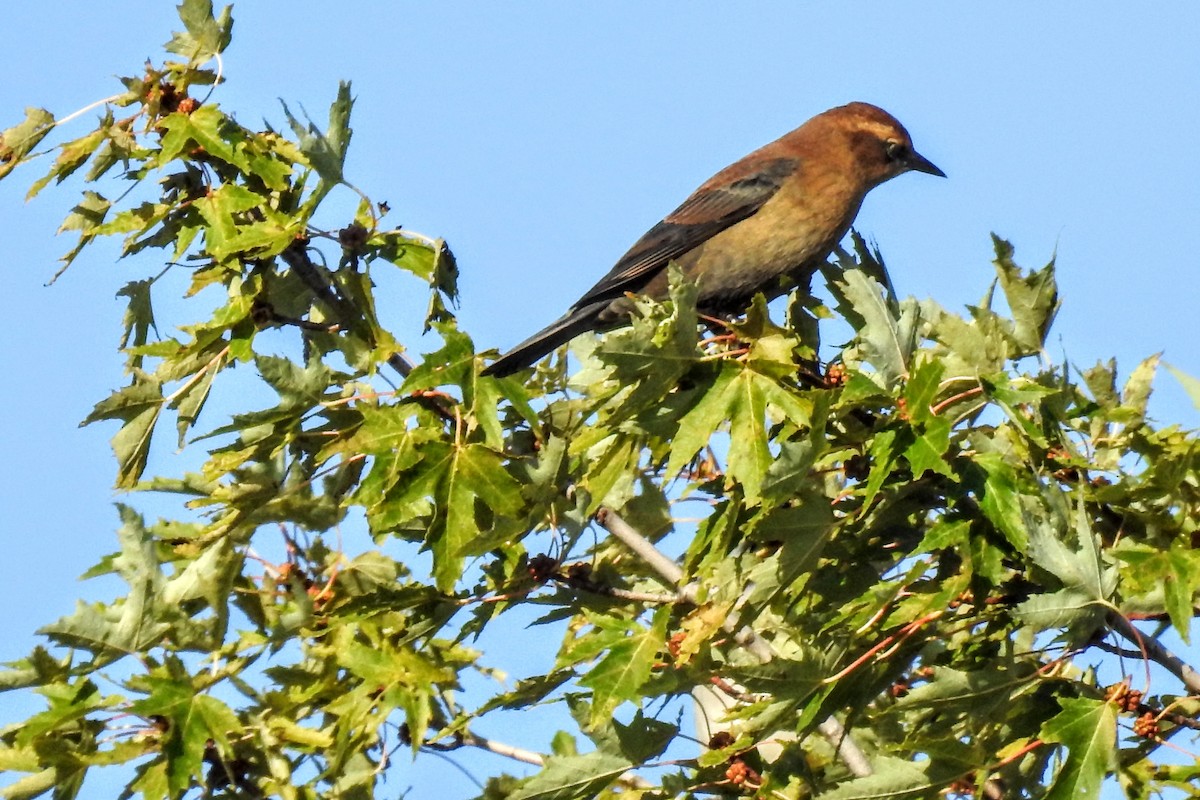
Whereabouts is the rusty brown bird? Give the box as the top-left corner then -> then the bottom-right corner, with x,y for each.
481,102 -> 943,377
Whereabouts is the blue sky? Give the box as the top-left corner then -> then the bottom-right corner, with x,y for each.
2,3 -> 1198,797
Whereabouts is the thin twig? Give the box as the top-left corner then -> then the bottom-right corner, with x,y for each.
53,93 -> 129,129
460,733 -> 545,767
460,733 -> 654,790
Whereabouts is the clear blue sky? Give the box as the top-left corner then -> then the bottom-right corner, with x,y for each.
2,3 -> 1198,797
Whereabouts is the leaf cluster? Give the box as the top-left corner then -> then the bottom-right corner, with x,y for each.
2,4 -> 1199,799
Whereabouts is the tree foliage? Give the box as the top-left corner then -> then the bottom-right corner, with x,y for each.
2,4 -> 1199,799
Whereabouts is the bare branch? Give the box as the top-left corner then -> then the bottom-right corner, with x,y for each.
817,717 -> 874,780
460,732 -> 546,767
596,507 -> 683,587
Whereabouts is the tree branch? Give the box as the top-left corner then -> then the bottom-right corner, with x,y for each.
1107,611 -> 1200,695
595,507 -> 683,587
459,732 -> 546,767
280,238 -> 415,379
554,569 -> 681,605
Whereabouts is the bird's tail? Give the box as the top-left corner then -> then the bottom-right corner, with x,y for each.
481,303 -> 606,377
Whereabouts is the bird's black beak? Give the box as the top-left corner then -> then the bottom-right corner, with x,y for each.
906,149 -> 945,178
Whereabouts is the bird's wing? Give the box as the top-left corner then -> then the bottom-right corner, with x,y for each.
571,156 -> 800,309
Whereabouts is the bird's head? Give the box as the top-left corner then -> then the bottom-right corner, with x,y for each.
828,102 -> 945,187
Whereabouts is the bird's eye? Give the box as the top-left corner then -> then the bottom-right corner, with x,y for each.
884,140 -> 906,162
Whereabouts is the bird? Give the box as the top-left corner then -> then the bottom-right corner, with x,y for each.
481,102 -> 943,378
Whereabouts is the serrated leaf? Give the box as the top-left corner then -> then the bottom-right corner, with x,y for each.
0,107 -> 54,180
666,365 -> 736,480
902,356 -> 945,424
836,268 -> 912,385
1026,497 -> 1114,603
1120,353 -> 1159,426
1039,697 -> 1117,800
1013,588 -> 1102,636
117,279 -> 157,356
160,538 -> 233,609
158,105 -> 247,169
579,606 -> 669,726
860,427 -> 902,510
508,752 -> 632,800
725,369 -> 773,500
971,451 -> 1028,551
818,755 -> 934,800
83,379 -> 165,488
992,235 -> 1059,355
25,125 -> 105,199
54,190 -> 111,275
165,0 -> 233,65
1161,545 -> 1199,643
904,414 -> 952,477
282,81 -> 353,204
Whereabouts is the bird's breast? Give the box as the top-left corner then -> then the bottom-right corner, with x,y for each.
679,174 -> 864,312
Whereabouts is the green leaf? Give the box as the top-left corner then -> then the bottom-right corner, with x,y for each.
894,665 -> 1026,715
970,451 -> 1029,551
158,105 -> 248,170
256,353 -> 335,406
1120,353 -> 1159,426
992,235 -> 1059,355
160,538 -> 234,610
282,81 -> 354,204
508,752 -> 632,800
666,365 -> 736,481
579,606 -> 670,726
82,379 -> 165,488
1023,497 -> 1116,633
860,427 -> 902,510
834,268 -> 913,385
55,191 -> 112,275
388,441 -> 525,592
0,107 -> 55,180
1117,544 -> 1200,643
1039,697 -> 1118,800
25,125 -> 105,199
1013,588 -> 1100,635
904,414 -> 952,478
902,356 -> 945,424
0,768 -> 56,800
117,279 -> 157,357
128,671 -> 241,796
818,756 -> 935,800
193,182 -> 266,261
1165,361 -> 1200,412
724,369 -> 773,500
665,361 -> 804,501
166,0 -> 233,65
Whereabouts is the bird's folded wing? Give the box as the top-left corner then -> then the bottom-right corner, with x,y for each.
570,156 -> 800,309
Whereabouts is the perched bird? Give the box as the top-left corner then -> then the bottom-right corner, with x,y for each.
481,102 -> 943,377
